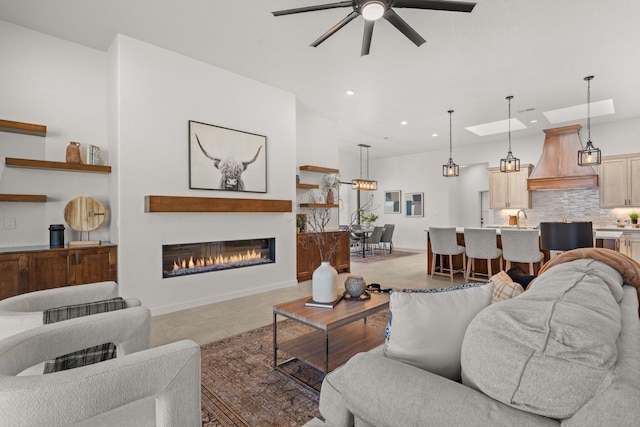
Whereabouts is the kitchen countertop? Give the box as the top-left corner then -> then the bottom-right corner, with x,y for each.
456,227 -> 624,240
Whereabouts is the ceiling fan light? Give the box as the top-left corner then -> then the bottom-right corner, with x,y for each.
362,2 -> 385,21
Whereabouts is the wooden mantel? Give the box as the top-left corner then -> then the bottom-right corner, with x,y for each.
145,195 -> 292,213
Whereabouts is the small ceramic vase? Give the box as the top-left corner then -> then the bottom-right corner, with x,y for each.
312,261 -> 338,303
344,275 -> 366,298
66,142 -> 81,163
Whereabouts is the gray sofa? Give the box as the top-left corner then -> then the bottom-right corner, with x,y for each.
317,254 -> 640,426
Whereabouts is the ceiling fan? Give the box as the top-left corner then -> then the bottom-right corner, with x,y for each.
272,0 -> 477,56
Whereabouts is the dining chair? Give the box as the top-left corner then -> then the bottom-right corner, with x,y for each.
380,224 -> 395,253
365,226 -> 385,255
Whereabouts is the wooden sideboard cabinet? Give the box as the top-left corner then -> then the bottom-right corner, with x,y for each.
0,244 -> 117,299
296,231 -> 350,281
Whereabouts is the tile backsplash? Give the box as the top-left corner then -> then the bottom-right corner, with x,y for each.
492,188 -> 637,228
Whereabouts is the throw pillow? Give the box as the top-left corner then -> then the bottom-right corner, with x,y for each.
43,297 -> 127,373
490,271 -> 523,303
383,283 -> 493,381
461,259 -> 623,419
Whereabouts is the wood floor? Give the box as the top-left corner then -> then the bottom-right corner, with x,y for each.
150,249 -> 464,347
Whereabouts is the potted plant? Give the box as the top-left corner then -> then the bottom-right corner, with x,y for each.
359,208 -> 379,228
630,211 -> 639,225
320,173 -> 341,205
295,214 -> 306,233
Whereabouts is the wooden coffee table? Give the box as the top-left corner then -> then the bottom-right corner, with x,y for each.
273,292 -> 389,390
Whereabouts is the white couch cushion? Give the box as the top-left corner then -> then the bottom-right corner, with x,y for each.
384,283 -> 493,381
461,259 -> 624,419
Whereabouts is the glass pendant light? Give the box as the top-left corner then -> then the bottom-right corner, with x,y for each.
443,109 -> 459,177
500,95 -> 520,173
578,75 -> 602,166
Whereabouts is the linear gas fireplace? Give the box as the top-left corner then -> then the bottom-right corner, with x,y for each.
162,238 -> 275,278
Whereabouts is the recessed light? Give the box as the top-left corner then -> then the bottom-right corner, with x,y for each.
346,90 -> 355,96
432,133 -> 438,137
401,121 -> 408,125
530,119 -> 538,123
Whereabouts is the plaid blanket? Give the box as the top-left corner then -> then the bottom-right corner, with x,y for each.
43,297 -> 126,374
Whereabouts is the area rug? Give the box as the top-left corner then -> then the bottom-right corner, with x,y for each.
200,309 -> 390,427
350,250 -> 416,263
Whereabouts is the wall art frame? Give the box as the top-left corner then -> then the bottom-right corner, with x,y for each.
189,120 -> 267,193
384,190 -> 401,214
405,192 -> 424,217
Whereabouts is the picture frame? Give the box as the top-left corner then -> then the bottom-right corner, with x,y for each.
189,120 -> 267,193
384,190 -> 401,214
405,192 -> 424,217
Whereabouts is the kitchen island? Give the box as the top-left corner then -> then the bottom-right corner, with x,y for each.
426,227 -> 625,277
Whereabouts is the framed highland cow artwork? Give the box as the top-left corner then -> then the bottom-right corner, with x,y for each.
189,120 -> 267,193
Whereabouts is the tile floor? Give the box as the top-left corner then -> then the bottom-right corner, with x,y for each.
150,249 -> 465,347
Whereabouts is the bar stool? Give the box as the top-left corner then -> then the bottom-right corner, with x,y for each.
464,228 -> 503,282
500,229 -> 544,275
429,227 -> 466,281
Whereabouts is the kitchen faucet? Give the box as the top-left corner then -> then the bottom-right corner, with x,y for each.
516,209 -> 528,229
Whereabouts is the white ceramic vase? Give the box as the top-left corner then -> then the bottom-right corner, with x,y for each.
312,261 -> 338,303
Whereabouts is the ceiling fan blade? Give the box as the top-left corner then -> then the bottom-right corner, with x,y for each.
272,1 -> 353,16
311,11 -> 359,47
383,9 -> 426,47
393,0 -> 476,13
361,20 -> 374,56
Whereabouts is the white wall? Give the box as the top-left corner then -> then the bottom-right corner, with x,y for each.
0,20 -> 109,246
109,35 -> 297,314
296,110 -> 341,230
340,149 -> 455,250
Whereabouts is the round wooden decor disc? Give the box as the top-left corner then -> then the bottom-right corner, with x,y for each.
64,196 -> 106,232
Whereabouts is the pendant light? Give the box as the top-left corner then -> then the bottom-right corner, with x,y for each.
352,144 -> 377,190
578,75 -> 602,166
500,95 -> 520,173
443,109 -> 459,177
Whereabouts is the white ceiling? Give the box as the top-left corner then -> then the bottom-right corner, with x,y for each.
1,0 -> 639,159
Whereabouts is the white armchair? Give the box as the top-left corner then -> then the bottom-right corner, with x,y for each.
0,307 -> 202,426
0,281 -> 140,340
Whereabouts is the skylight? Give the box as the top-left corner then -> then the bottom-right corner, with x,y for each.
543,99 -> 615,124
465,118 -> 527,136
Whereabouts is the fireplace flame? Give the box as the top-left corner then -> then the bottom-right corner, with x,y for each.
171,249 -> 263,273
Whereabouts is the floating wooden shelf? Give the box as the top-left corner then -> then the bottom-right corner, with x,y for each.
0,194 -> 47,202
299,203 -> 339,208
0,119 -> 47,137
5,158 -> 111,174
145,195 -> 293,213
299,165 -> 339,174
296,183 -> 319,189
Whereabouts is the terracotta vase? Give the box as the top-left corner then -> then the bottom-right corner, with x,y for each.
326,190 -> 334,205
66,142 -> 81,163
312,261 -> 338,303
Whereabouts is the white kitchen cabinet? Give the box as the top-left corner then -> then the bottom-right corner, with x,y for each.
599,153 -> 640,208
620,232 -> 640,263
489,164 -> 533,209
